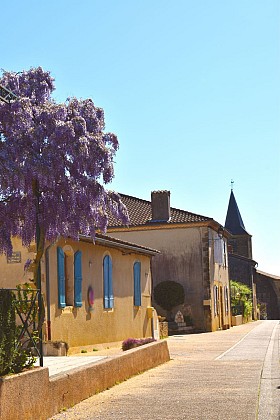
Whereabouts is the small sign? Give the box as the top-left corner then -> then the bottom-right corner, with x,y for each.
7,252 -> 21,264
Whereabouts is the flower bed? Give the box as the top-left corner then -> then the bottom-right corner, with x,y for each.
122,337 -> 156,351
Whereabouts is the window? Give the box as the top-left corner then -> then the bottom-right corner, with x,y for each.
64,251 -> 74,306
74,250 -> 82,307
223,240 -> 227,267
103,255 -> 113,309
57,247 -> 66,308
213,285 -> 219,316
133,261 -> 141,306
214,239 -> 223,265
57,246 -> 83,308
224,286 -> 229,313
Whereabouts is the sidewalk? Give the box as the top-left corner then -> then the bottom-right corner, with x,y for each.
35,355 -> 107,377
50,320 -> 280,420
0,338 -> 169,420
35,341 -> 125,377
41,321 -> 263,378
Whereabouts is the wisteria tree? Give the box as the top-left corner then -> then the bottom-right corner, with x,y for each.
0,67 -> 129,284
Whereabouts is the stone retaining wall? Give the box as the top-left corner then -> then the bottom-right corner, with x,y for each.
0,340 -> 170,420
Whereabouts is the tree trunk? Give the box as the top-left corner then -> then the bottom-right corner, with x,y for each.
33,229 -> 45,288
31,179 -> 45,288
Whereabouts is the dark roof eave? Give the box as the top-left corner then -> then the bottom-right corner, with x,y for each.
109,219 -> 213,230
228,253 -> 258,266
256,269 -> 280,281
79,234 -> 160,256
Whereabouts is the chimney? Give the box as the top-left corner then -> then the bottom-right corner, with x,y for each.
151,190 -> 171,222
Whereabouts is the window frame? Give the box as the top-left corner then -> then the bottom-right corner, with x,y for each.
133,261 -> 142,307
103,254 -> 114,309
57,246 -> 83,309
213,285 -> 219,316
224,286 -> 229,314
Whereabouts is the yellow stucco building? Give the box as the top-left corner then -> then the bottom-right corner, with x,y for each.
0,234 -> 159,349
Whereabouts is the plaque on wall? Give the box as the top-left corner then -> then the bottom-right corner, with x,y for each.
7,252 -> 21,264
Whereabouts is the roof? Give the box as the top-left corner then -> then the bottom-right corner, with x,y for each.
225,191 -> 250,235
228,252 -> 257,267
256,269 -> 280,281
79,232 -> 160,256
108,193 -> 212,228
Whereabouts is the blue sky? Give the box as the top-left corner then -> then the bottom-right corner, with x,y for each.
2,1 -> 280,274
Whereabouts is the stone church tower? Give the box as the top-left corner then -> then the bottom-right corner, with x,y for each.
225,190 -> 280,319
225,190 -> 252,259
225,190 -> 258,319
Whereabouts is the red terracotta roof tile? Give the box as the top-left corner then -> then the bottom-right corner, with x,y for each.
108,193 -> 211,227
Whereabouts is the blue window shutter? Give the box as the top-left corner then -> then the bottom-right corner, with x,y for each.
57,247 -> 66,308
103,256 -> 109,308
104,255 -> 113,309
108,256 -> 114,308
134,262 -> 141,306
74,250 -> 83,307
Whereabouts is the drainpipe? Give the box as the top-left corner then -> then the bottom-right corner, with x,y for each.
149,259 -> 154,338
201,227 -> 210,332
251,261 -> 258,320
45,243 -> 54,341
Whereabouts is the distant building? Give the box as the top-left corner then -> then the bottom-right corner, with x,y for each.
108,190 -> 231,332
255,270 -> 280,319
225,190 -> 280,319
225,190 -> 253,259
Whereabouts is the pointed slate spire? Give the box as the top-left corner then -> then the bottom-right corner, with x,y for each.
225,191 -> 249,235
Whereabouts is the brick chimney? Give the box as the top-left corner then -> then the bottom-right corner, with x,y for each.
151,190 -> 171,222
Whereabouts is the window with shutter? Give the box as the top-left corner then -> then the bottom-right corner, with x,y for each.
133,261 -> 141,306
103,255 -> 113,309
57,245 -> 81,309
214,238 -> 223,265
64,251 -> 74,306
74,250 -> 83,307
57,247 -> 66,308
224,286 -> 229,313
213,285 -> 219,316
223,240 -> 227,267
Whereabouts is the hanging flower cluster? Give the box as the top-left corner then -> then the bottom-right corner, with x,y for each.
0,67 -> 129,255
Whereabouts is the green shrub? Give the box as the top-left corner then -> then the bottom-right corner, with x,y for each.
10,344 -> 37,374
0,287 -> 37,377
0,290 -> 17,376
154,281 -> 185,312
230,280 -> 253,320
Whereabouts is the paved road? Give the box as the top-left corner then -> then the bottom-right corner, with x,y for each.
50,320 -> 280,420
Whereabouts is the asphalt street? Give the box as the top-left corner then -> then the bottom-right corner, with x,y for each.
50,320 -> 280,420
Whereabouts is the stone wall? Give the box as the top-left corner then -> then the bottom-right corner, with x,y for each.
255,272 -> 280,319
228,234 -> 252,259
0,340 -> 170,420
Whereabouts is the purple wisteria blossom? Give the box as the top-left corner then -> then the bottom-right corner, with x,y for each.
24,258 -> 32,272
0,67 -> 129,258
